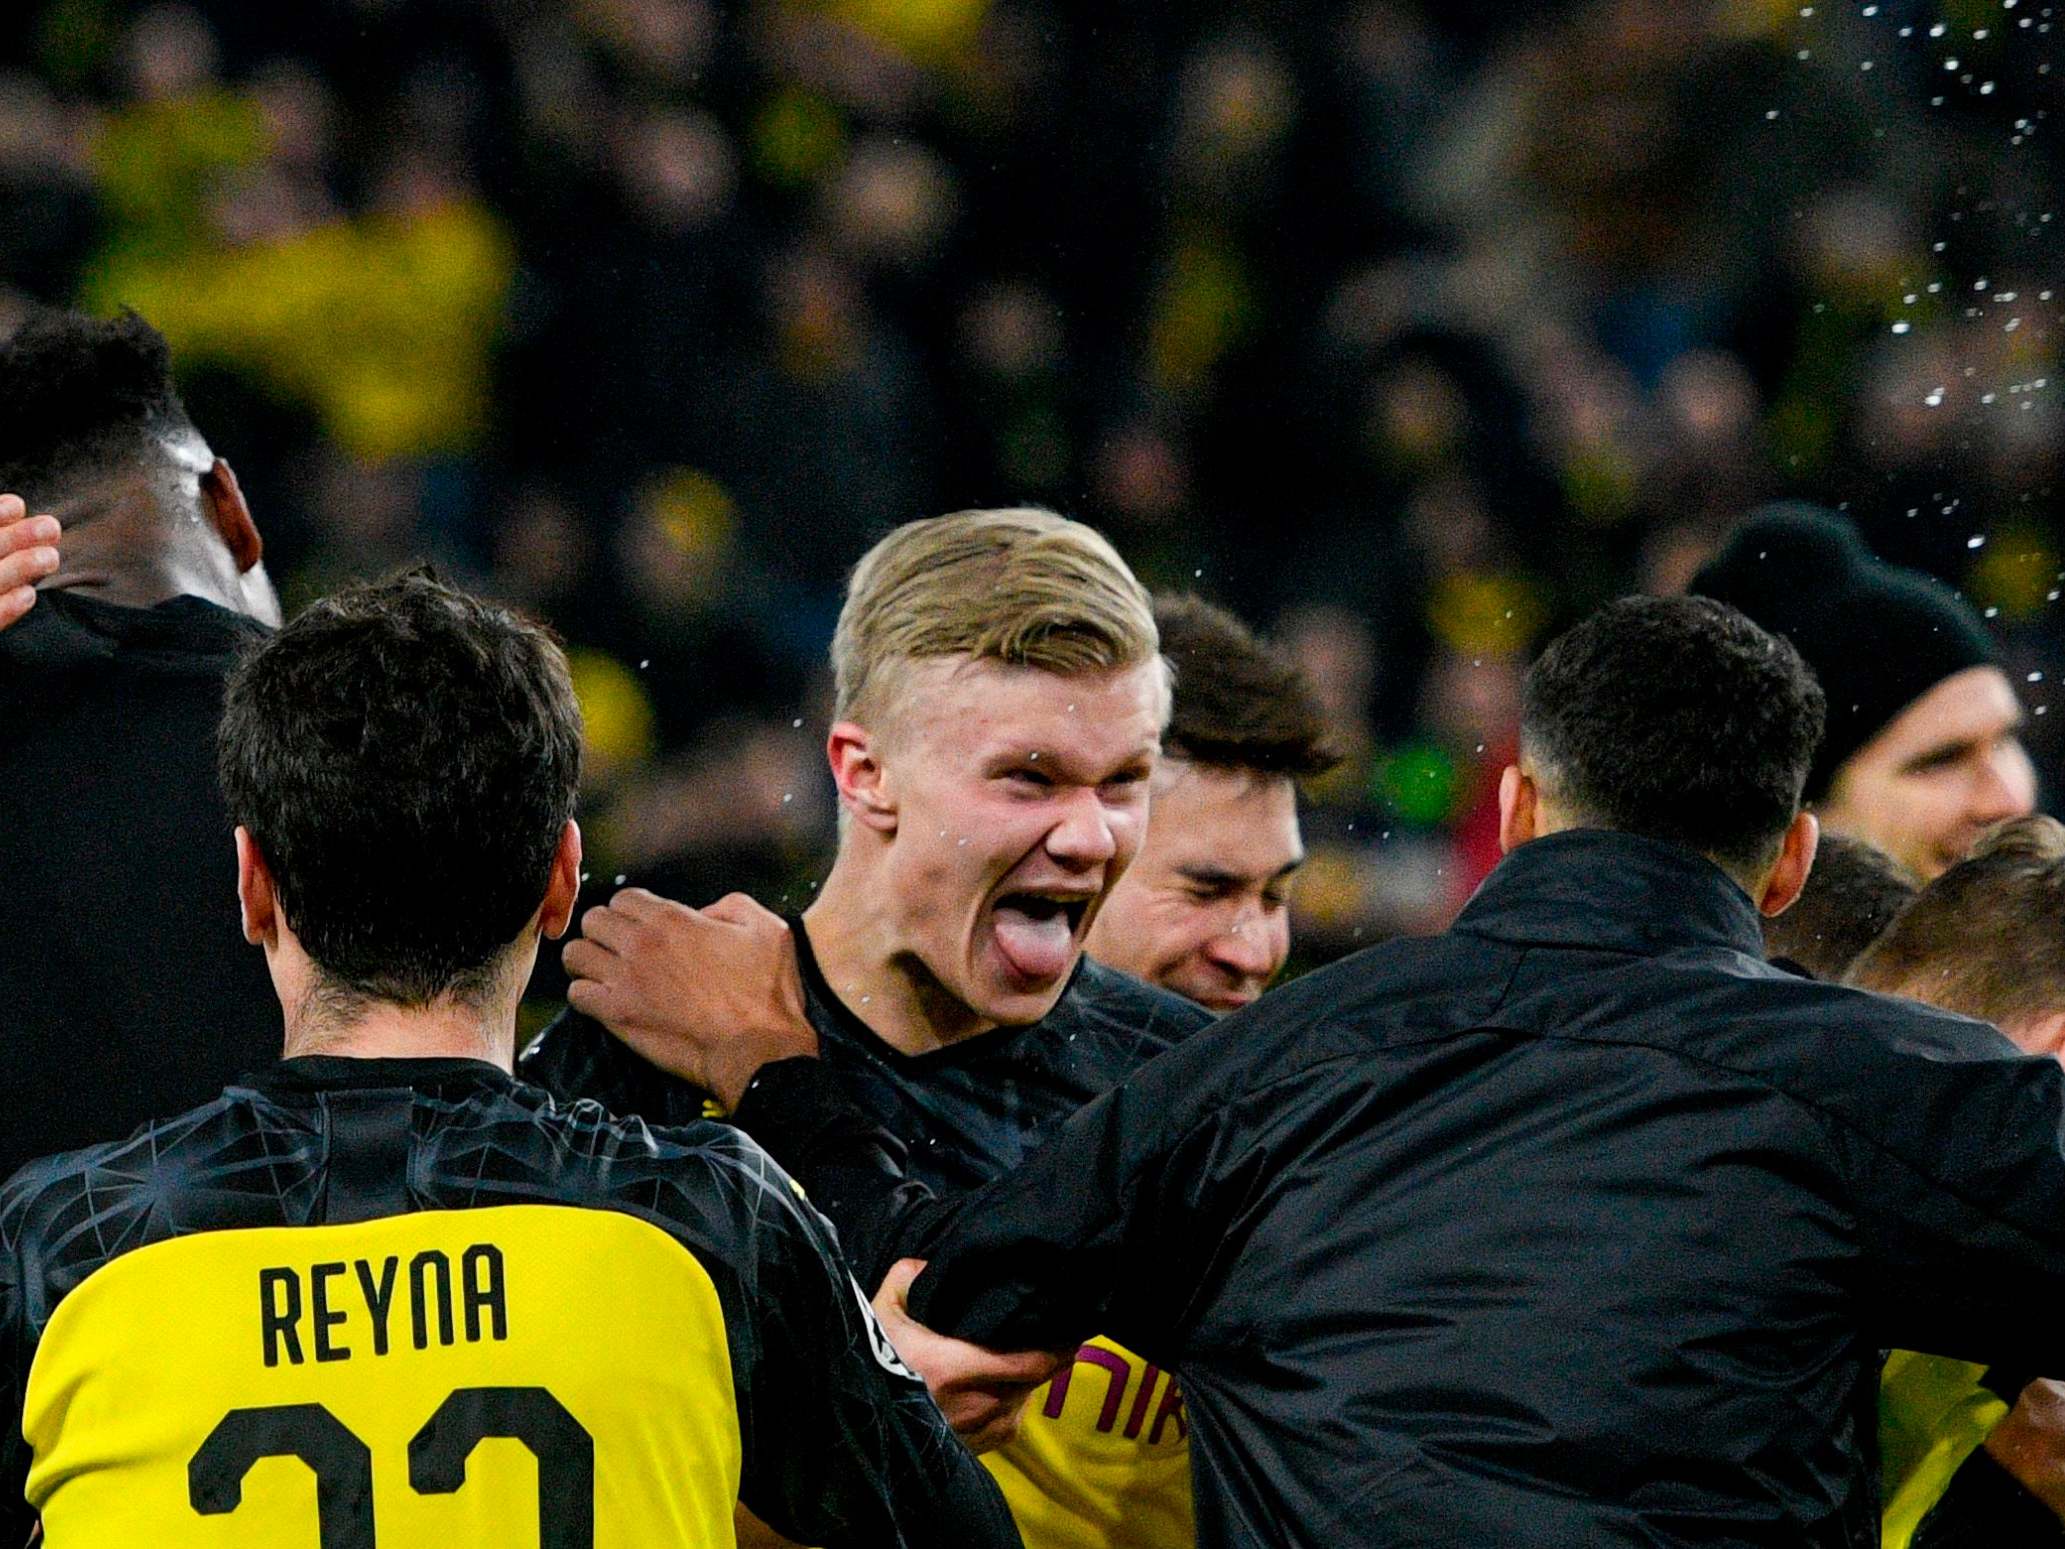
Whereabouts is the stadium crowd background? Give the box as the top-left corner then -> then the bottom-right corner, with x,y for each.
6,0 -> 2064,973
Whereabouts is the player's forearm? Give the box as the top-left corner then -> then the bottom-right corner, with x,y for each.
730,1058 -> 969,1291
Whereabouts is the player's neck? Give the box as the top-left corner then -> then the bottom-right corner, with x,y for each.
37,485 -> 249,615
804,858 -> 999,1056
282,998 -> 516,1070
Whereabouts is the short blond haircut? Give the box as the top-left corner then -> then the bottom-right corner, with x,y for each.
832,507 -> 1163,729
1847,815 -> 2065,1027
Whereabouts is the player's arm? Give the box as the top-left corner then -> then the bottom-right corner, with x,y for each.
731,1151 -> 1023,1549
0,495 -> 61,631
1831,1019 -> 2065,1364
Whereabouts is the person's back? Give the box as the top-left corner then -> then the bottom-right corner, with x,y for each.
0,310 -> 282,1178
0,569 -> 1014,1547
0,1054 -> 1004,1546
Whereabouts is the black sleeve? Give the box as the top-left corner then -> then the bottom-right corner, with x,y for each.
733,1036 -> 1245,1365
0,1230 -> 33,1547
734,1158 -> 1021,1549
519,1008 -> 714,1128
729,1058 -> 968,1293
1822,1037 -> 2065,1368
1913,1446 -> 2065,1548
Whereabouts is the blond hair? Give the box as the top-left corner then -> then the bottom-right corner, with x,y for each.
832,507 -> 1163,727
1847,815 -> 2065,1027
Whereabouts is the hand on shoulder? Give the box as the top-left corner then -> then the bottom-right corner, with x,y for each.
563,888 -> 817,1108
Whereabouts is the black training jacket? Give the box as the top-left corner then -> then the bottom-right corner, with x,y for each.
733,829 -> 2065,1548
0,591 -> 280,1182
0,1056 -> 1017,1548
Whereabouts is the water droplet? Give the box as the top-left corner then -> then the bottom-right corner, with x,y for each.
783,793 -> 795,804
1986,607 -> 2001,618
1976,277 -> 1991,291
1766,108 -> 1781,120
2031,671 -> 2047,683
613,873 -> 627,885
792,717 -> 804,728
1862,2 -> 1878,12
1925,387 -> 1947,406
1981,80 -> 1997,94
638,659 -> 650,670
1891,321 -> 1912,334
1930,21 -> 1948,36
1969,534 -> 1989,549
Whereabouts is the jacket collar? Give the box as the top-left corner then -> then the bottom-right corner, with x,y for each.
1452,829 -> 1768,959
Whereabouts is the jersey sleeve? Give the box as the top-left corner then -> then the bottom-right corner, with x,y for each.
722,1142 -> 1021,1549
520,1007 -> 715,1127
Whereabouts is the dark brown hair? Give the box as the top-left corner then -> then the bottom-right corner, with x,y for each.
1761,834 -> 1916,980
1157,595 -> 1339,781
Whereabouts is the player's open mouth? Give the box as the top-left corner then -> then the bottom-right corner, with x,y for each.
989,890 -> 1092,984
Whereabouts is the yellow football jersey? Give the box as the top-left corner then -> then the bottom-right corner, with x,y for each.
0,1058 -> 1016,1548
1878,1349 -> 2012,1549
984,1337 -> 1193,1549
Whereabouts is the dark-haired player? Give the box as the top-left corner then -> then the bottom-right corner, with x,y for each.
529,509 -> 1212,1549
1760,832 -> 1916,980
0,570 -> 1016,1548
619,594 -> 2065,1548
1086,596 -> 1338,1012
0,307 -> 282,1180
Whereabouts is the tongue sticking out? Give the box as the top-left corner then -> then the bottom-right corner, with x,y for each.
990,900 -> 1078,984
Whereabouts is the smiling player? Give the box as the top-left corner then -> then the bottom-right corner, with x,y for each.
527,508 -> 1212,1549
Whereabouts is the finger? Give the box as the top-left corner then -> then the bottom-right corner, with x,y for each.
703,891 -> 784,927
577,904 -> 641,954
0,586 -> 35,630
0,513 -> 57,549
607,886 -> 685,920
561,937 -> 619,984
0,494 -> 22,524
875,1258 -> 925,1306
935,1349 -> 1063,1389
565,975 -> 617,1022
0,545 -> 58,592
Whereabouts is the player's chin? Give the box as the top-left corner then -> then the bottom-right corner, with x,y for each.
971,945 -> 1074,1023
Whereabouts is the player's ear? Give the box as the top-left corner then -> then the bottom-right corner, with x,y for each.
829,720 -> 897,834
1757,810 -> 1819,919
539,820 -> 583,940
201,458 -> 263,574
1498,764 -> 1538,854
235,826 -> 278,946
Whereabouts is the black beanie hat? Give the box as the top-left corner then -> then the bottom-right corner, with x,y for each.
1690,503 -> 2001,801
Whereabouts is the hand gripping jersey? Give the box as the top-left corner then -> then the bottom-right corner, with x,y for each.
0,1056 -> 1016,1549
524,923 -> 1212,1549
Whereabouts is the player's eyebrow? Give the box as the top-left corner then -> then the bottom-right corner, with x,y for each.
1177,864 -> 1248,888
1899,717 -> 2024,774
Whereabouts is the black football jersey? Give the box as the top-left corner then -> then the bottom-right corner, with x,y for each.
522,917 -> 1211,1193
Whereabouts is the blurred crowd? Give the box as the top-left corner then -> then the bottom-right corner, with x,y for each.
6,0 -> 2065,968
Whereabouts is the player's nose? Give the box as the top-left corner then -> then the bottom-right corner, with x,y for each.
1205,912 -> 1284,981
1045,788 -> 1118,868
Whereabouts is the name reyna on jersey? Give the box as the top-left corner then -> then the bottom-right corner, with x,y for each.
258,1243 -> 509,1366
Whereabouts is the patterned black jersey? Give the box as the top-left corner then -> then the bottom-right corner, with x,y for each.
523,918 -> 1210,1194
522,922 -> 1212,1549
0,1056 -> 1016,1549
